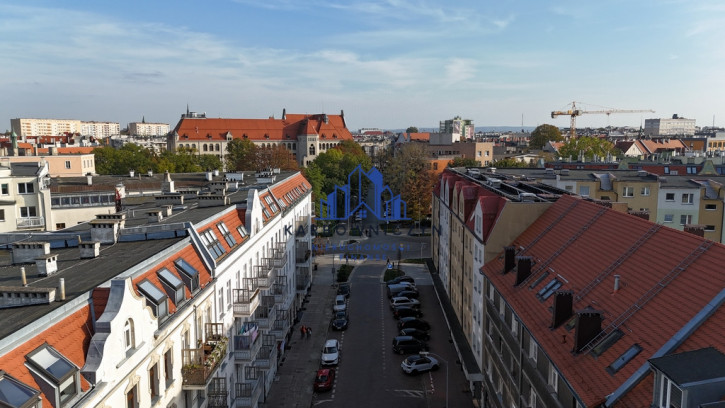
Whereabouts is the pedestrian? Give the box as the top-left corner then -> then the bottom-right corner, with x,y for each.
307,327 -> 312,339
300,325 -> 306,339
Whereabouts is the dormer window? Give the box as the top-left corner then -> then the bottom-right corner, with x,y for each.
237,225 -> 249,239
243,134 -> 248,139
158,268 -> 185,305
25,344 -> 79,407
217,222 -> 237,247
333,133 -> 338,139
174,258 -> 200,292
200,229 -> 226,259
264,134 -> 270,139
0,371 -> 41,408
650,347 -> 725,408
138,280 -> 169,320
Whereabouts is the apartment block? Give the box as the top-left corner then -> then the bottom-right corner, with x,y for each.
80,121 -> 120,138
130,121 -> 170,137
644,116 -> 696,136
11,118 -> 81,137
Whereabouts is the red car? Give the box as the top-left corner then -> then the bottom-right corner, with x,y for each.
313,368 -> 335,392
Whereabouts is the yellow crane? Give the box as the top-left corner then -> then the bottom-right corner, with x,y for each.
551,101 -> 655,139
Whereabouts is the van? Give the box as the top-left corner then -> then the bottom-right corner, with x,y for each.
387,284 -> 410,299
392,336 -> 428,355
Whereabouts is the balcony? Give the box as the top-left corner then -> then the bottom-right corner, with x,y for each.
255,297 -> 276,330
272,242 -> 288,269
254,334 -> 278,369
233,322 -> 261,362
295,216 -> 309,240
254,260 -> 275,289
16,217 -> 44,230
271,309 -> 290,341
295,245 -> 311,264
272,276 -> 287,304
207,377 -> 229,408
181,328 -> 228,389
296,267 -> 311,292
234,376 -> 262,408
233,282 -> 260,317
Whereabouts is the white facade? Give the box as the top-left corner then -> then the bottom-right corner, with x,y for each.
130,122 -> 170,137
470,201 -> 485,370
656,184 -> 701,228
644,117 -> 696,136
0,162 -> 52,232
80,121 -> 121,138
11,118 -> 81,137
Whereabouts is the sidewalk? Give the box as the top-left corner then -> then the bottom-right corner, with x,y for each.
262,254 -> 338,408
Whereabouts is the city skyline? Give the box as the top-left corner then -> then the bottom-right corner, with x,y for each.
1,1 -> 724,132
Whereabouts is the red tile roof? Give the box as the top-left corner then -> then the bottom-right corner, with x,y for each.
173,113 -> 352,142
0,306 -> 94,407
36,146 -> 96,155
482,194 -> 725,405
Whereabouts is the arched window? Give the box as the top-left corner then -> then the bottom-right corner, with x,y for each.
203,144 -> 208,152
309,144 -> 316,155
215,144 -> 220,151
124,319 -> 135,351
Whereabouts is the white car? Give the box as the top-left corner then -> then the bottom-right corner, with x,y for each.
333,295 -> 347,313
321,339 -> 340,366
390,297 -> 421,310
401,354 -> 439,374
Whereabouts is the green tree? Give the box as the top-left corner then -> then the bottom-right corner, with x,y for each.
198,154 -> 223,172
557,137 -> 618,161
255,145 -> 299,171
381,143 -> 434,221
406,126 -> 419,133
492,158 -> 529,168
448,157 -> 480,168
529,124 -> 563,149
226,139 -> 257,171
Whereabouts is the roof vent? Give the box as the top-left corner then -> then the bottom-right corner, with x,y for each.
574,308 -> 602,353
36,254 -> 59,277
551,290 -> 573,328
503,246 -> 516,274
514,256 -> 532,286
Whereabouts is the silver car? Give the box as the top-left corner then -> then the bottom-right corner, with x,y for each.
401,354 -> 439,374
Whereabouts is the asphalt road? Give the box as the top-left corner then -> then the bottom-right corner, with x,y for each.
313,233 -> 473,408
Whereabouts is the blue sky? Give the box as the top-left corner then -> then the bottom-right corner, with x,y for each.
1,0 -> 724,131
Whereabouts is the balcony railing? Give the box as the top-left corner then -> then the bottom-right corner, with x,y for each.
296,267 -> 311,292
255,297 -> 276,330
254,260 -> 275,289
234,377 -> 262,408
182,336 -> 229,389
207,377 -> 229,408
271,309 -> 290,341
295,247 -> 311,264
16,217 -> 45,229
272,276 -> 287,304
233,322 -> 261,362
233,284 -> 260,317
254,335 -> 278,369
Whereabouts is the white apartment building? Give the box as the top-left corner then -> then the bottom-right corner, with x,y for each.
644,116 -> 696,136
11,118 -> 81,138
80,121 -> 120,138
130,122 -> 170,137
0,161 -> 52,232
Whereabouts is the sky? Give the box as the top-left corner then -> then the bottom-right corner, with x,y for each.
1,0 -> 724,132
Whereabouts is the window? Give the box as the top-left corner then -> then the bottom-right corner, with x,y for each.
641,186 -> 650,196
687,166 -> 697,174
663,166 -> 670,174
149,363 -> 159,400
664,214 -> 674,223
579,186 -> 590,197
137,280 -> 169,320
487,282 -> 494,301
226,281 -> 231,310
174,258 -> 199,292
706,204 -> 717,210
606,344 -> 642,374
164,348 -> 173,385
622,186 -> 634,197
529,390 -> 537,408
158,268 -> 185,305
498,296 -> 505,316
665,193 -> 675,201
55,223 -> 66,230
658,377 -> 683,408
200,229 -> 226,258
126,384 -> 137,408
65,161 -> 71,169
511,316 -> 519,336
537,278 -> 562,301
548,365 -> 559,392
19,207 -> 37,218
18,183 -> 34,194
0,184 -> 8,195
26,344 -> 78,406
237,225 -> 249,239
705,225 -> 716,231
218,288 -> 224,315
680,214 -> 692,225
0,210 -> 4,222
528,337 -> 537,362
0,372 -> 41,408
124,319 -> 135,351
217,222 -> 236,247
681,193 -> 693,204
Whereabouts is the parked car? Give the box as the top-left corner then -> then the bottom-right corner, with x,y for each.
321,339 -> 340,366
400,328 -> 430,341
387,283 -> 412,299
386,275 -> 415,285
392,335 -> 428,355
398,317 -> 431,331
401,354 -> 439,374
337,283 -> 351,298
332,295 -> 347,313
330,311 -> 349,331
397,289 -> 419,299
393,306 -> 423,319
313,368 -> 336,392
390,297 -> 421,310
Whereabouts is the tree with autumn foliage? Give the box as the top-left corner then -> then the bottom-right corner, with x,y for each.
380,143 -> 435,222
557,136 -> 619,161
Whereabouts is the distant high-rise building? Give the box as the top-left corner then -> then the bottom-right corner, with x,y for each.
10,118 -> 119,138
129,121 -> 170,137
439,116 -> 474,142
80,121 -> 120,138
644,115 -> 696,136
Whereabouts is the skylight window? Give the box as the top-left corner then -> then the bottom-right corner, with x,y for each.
606,344 -> 642,375
26,344 -> 78,405
138,280 -> 169,319
537,278 -> 562,301
270,203 -> 279,213
174,258 -> 200,292
529,271 -> 549,290
264,196 -> 273,205
237,225 -> 249,238
262,209 -> 271,218
217,222 -> 237,247
200,229 -> 226,258
591,329 -> 623,357
0,372 -> 40,408
158,268 -> 185,305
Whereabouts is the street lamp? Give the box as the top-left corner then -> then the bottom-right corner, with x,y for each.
420,351 -> 448,408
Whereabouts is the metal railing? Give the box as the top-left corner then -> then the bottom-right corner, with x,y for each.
16,217 -> 44,229
255,297 -> 276,329
233,286 -> 261,317
233,323 -> 262,362
181,337 -> 228,388
207,377 -> 229,408
234,376 -> 262,408
254,260 -> 275,289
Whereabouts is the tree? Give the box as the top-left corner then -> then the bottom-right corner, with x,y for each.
197,154 -> 223,172
557,136 -> 618,161
381,143 -> 434,221
529,124 -> 563,150
406,126 -> 419,133
448,157 -> 480,168
492,158 -> 529,168
225,139 -> 257,171
255,144 -> 299,171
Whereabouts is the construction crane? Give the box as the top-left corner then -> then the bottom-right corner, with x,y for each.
551,101 -> 655,139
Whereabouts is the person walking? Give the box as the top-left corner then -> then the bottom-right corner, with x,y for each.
306,327 -> 312,339
300,325 -> 306,339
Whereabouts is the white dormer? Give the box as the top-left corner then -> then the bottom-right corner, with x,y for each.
246,189 -> 264,236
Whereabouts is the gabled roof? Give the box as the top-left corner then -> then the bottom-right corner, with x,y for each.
482,194 -> 725,406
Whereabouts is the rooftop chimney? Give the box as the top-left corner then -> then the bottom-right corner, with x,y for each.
129,170 -> 135,178
551,290 -> 573,328
574,308 -> 603,353
79,241 -> 100,259
503,246 -> 516,274
21,267 -> 27,287
86,174 -> 93,186
36,254 -> 58,277
614,275 -> 621,292
58,278 -> 66,301
514,256 -> 532,286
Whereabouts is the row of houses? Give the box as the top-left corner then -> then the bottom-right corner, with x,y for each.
0,169 -> 313,408
432,167 -> 725,407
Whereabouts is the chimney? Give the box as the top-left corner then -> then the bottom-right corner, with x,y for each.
574,308 -> 602,353
21,267 -> 27,287
36,254 -> 59,277
213,169 -> 219,177
129,169 -> 135,178
86,174 -> 93,186
58,278 -> 66,301
514,256 -> 532,286
613,275 -> 621,292
79,241 -> 100,259
503,246 -> 516,274
206,171 -> 213,181
147,170 -> 153,177
551,291 -> 573,328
